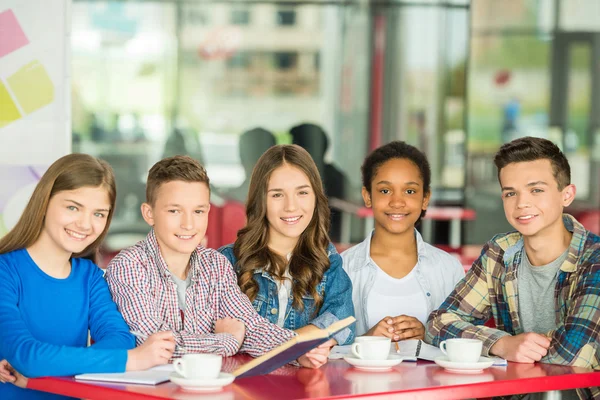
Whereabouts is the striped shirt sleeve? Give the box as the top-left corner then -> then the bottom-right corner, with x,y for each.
210,252 -> 296,357
106,254 -> 241,357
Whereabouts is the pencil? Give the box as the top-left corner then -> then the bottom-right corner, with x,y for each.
395,342 -> 400,352
130,330 -> 148,340
131,331 -> 187,354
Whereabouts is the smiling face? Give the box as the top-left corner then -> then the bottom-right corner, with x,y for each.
363,158 -> 430,236
38,186 -> 111,257
266,163 -> 316,253
500,159 -> 575,239
141,180 -> 210,260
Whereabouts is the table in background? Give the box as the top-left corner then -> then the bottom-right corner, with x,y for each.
28,355 -> 600,400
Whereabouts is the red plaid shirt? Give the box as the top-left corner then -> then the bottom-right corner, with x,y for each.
105,229 -> 295,358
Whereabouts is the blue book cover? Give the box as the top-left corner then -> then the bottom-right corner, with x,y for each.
233,316 -> 356,379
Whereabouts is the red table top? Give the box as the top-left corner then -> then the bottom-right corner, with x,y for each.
28,356 -> 600,400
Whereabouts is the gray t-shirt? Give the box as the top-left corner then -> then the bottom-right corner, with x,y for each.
171,272 -> 192,311
517,249 -> 568,334
518,249 -> 579,400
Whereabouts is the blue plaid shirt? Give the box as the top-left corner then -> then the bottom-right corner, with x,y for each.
427,214 -> 600,399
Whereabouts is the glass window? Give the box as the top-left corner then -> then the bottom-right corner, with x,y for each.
376,4 -> 469,196
71,2 -> 176,236
277,10 -> 296,26
226,51 -> 251,69
471,0 -> 554,32
72,1 -> 371,248
230,9 -> 250,26
273,52 -> 297,70
559,0 -> 600,31
465,0 -> 600,244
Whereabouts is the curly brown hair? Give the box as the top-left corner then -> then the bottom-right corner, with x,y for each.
233,144 -> 331,313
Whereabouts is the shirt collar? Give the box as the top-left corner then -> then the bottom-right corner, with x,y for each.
503,214 -> 586,273
351,228 -> 427,271
252,252 -> 291,282
145,228 -> 202,281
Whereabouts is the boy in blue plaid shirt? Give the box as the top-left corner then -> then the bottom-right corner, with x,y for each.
427,137 -> 600,399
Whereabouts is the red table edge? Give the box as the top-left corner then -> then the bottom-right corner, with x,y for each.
323,372 -> 600,400
28,377 -> 167,400
28,370 -> 600,400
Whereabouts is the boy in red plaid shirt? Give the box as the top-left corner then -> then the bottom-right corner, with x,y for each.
105,156 -> 330,367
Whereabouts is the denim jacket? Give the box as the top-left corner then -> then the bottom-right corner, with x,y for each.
218,243 -> 355,345
341,229 -> 465,336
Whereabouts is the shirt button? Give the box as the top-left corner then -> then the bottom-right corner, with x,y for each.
426,293 -> 431,297
271,308 -> 278,315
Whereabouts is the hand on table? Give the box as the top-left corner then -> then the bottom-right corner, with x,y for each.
490,333 -> 550,363
297,339 -> 335,369
0,360 -> 28,388
390,315 -> 425,341
126,331 -> 176,371
366,315 -> 425,341
365,316 -> 400,340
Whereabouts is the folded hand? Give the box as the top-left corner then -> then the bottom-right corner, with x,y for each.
0,360 -> 28,388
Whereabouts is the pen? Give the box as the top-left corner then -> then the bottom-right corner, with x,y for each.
130,331 -> 148,340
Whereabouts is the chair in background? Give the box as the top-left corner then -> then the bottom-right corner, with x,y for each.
221,200 -> 247,247
578,210 -> 600,235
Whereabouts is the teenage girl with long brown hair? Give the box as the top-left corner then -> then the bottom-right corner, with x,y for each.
0,154 -> 174,400
220,144 -> 355,345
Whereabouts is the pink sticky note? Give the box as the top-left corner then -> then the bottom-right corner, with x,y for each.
0,9 -> 29,58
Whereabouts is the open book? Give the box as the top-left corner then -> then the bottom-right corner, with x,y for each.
395,339 -> 444,361
233,316 -> 356,379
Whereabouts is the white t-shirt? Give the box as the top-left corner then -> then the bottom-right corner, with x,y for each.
366,263 -> 429,328
275,269 -> 293,327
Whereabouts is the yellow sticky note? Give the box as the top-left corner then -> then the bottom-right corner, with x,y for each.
0,80 -> 22,127
7,60 -> 54,114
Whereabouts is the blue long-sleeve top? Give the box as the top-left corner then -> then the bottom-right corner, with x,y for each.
0,249 -> 136,400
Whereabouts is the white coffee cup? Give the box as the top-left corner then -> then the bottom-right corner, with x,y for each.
351,336 -> 391,360
173,354 -> 222,379
439,338 -> 483,363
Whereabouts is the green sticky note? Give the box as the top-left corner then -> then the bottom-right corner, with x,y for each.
7,60 -> 54,114
0,80 -> 22,127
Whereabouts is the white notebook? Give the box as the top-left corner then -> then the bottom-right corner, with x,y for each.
74,364 -> 173,385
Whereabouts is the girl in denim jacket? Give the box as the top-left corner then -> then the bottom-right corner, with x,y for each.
220,144 -> 355,345
341,141 -> 464,340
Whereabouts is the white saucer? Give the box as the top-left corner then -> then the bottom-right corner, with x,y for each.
434,356 -> 494,374
343,355 -> 403,371
169,372 -> 235,392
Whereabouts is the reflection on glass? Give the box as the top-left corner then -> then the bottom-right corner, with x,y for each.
72,1 -> 370,250
377,4 -> 468,197
565,43 -> 591,199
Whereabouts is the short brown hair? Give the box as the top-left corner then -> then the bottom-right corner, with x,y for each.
146,155 -> 209,205
493,137 -> 571,189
